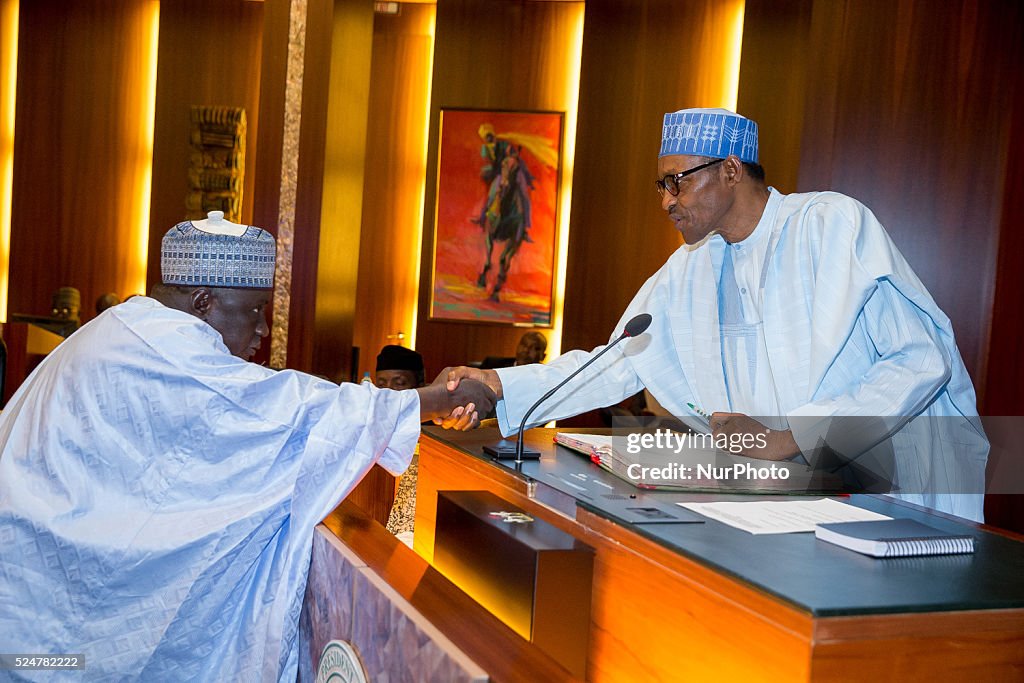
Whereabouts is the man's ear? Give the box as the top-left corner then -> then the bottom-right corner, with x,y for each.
190,288 -> 213,317
724,155 -> 743,185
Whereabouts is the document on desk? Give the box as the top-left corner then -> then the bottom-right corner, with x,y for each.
679,498 -> 891,534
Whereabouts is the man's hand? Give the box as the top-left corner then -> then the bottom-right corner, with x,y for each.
417,373 -> 497,431
427,367 -> 503,430
709,412 -> 800,461
438,366 -> 504,399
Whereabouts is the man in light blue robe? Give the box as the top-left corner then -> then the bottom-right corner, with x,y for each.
445,108 -> 987,522
0,218 -> 494,681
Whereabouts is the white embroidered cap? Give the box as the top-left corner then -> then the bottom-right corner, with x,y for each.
161,217 -> 275,289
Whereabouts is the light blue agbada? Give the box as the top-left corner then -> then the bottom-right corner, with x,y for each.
496,189 -> 987,521
0,296 -> 419,681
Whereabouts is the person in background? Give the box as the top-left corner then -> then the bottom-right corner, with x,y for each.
479,330 -> 549,370
375,345 -> 426,545
443,107 -> 987,523
514,330 -> 547,366
95,291 -> 121,316
0,219 -> 494,681
374,344 -> 425,390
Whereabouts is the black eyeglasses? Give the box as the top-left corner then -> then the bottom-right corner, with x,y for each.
655,159 -> 724,197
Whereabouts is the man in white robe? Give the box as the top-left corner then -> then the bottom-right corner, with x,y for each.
0,218 -> 494,681
445,108 -> 987,523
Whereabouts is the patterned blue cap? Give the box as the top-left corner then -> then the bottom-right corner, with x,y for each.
161,221 -> 276,289
660,108 -> 759,163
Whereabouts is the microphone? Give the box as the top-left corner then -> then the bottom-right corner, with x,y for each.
483,313 -> 653,462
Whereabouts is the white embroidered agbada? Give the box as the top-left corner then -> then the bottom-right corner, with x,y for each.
496,190 -> 987,521
0,296 -> 419,681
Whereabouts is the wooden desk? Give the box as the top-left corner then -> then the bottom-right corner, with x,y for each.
413,427 -> 1024,681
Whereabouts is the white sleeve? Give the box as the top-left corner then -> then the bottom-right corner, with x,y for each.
787,280 -> 951,457
495,345 -> 644,437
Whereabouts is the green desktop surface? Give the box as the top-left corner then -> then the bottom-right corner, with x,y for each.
423,426 -> 1024,618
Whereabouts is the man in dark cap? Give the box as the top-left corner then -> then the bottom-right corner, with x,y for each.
373,345 -> 427,542
375,344 -> 425,390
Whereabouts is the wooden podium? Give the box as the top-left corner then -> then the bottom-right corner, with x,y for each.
305,430 -> 1024,679
412,427 -> 1024,681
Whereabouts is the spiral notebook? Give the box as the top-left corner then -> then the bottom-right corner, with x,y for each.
815,518 -> 974,558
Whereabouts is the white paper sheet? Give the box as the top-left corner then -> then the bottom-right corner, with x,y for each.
678,498 -> 891,534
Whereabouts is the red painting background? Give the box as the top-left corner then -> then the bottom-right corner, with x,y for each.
431,109 -> 562,325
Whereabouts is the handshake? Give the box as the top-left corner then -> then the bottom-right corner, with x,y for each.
415,367 -> 504,431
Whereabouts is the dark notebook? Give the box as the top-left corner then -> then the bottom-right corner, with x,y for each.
815,518 -> 975,558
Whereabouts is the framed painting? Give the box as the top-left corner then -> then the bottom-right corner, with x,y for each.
429,108 -> 563,325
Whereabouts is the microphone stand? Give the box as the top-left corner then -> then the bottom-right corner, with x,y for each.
483,313 -> 652,465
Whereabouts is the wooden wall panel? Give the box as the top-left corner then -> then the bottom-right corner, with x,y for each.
244,0 -> 373,375
0,0 -> 17,324
561,0 -> 745,354
351,3 -> 435,382
983,19 -> 1024,418
288,0 -> 351,375
981,16 -> 1024,532
797,0 -> 1021,386
307,0 -> 375,379
414,0 -> 584,379
9,0 -> 158,322
147,0 -> 264,292
736,0 -> 812,196
251,0 -> 290,237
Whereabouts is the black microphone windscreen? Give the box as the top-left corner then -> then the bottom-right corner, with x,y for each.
623,313 -> 652,337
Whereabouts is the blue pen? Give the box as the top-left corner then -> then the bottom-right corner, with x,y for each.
687,402 -> 711,426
